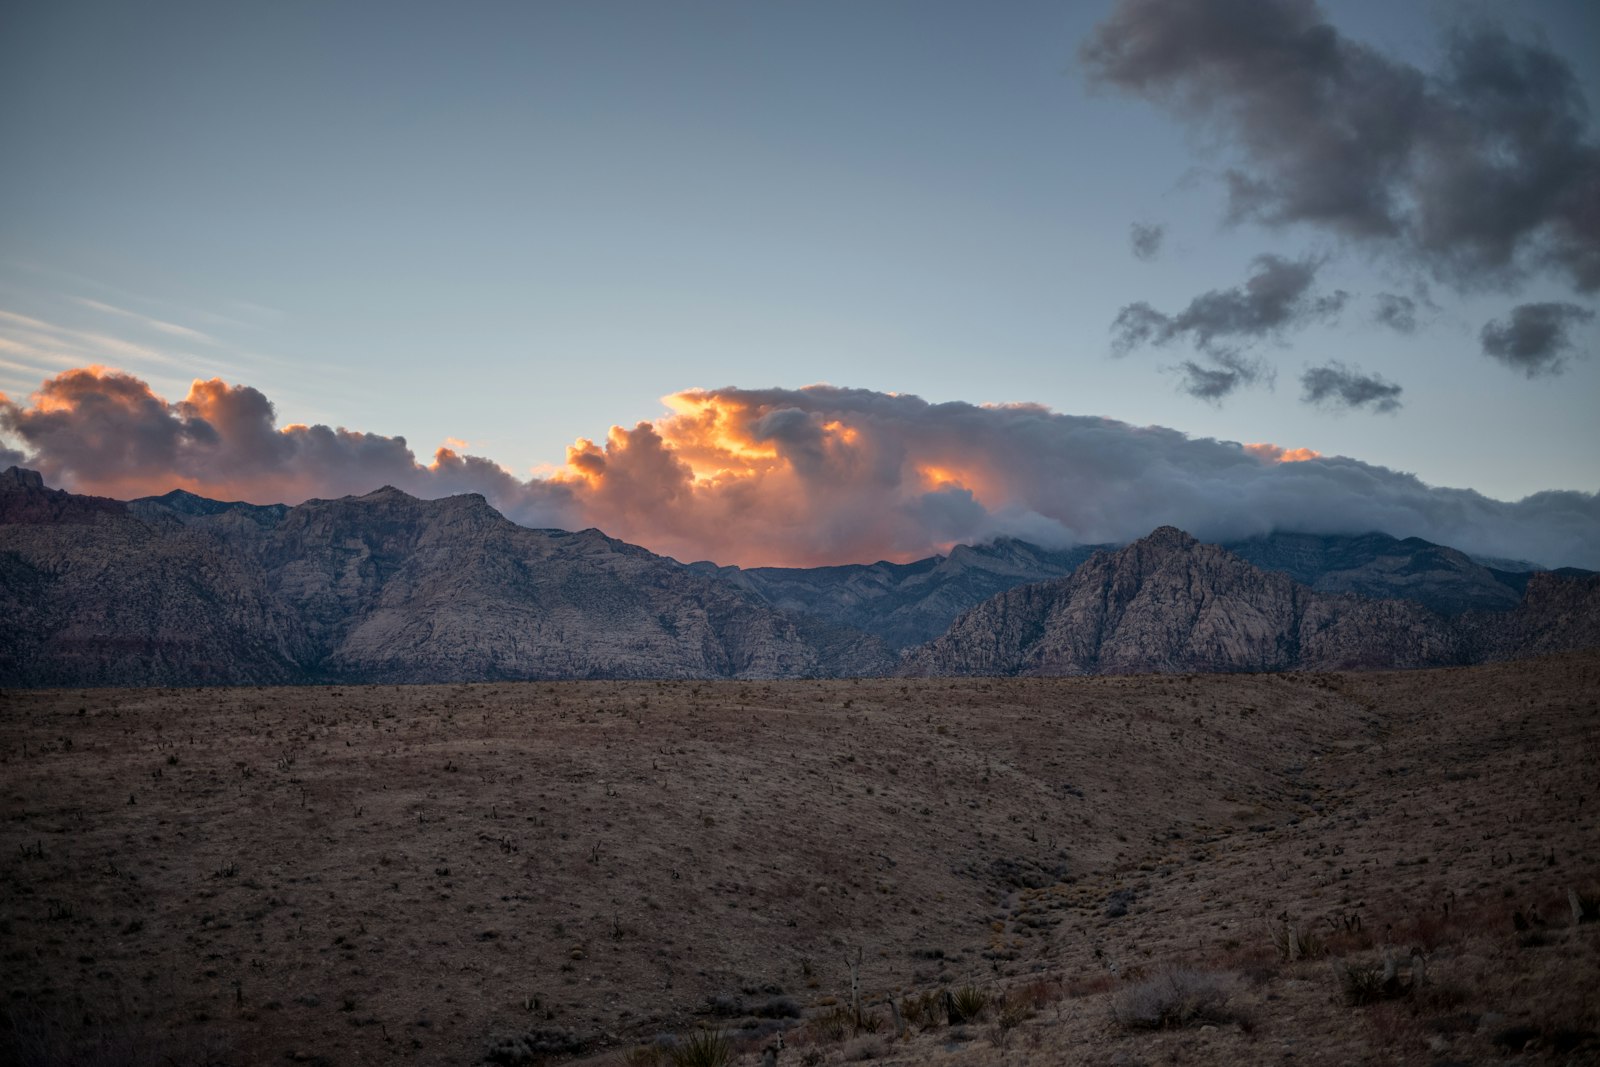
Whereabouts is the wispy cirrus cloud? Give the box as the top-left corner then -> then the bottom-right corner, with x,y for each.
73,297 -> 218,344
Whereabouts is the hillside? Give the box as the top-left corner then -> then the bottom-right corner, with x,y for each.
3,655 -> 1596,1064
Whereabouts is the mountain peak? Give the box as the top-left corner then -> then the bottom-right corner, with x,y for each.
2,466 -> 46,490
1,467 -> 126,524
1139,525 -> 1199,550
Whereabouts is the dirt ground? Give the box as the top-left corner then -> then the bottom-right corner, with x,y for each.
2,652 -> 1597,1066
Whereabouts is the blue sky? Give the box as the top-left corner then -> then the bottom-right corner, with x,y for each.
1,0 -> 1597,514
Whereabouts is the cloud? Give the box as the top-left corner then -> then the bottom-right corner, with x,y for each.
1112,255 -> 1347,357
1372,292 -> 1419,334
1479,302 -> 1595,378
1112,254 -> 1344,400
1300,361 -> 1402,413
3,368 -> 1597,569
1175,351 -> 1269,402
1083,0 -> 1600,294
1130,222 -> 1166,261
1242,442 -> 1321,463
0,367 -> 579,524
74,298 -> 216,344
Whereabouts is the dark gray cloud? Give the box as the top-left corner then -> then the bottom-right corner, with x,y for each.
1372,292 -> 1419,334
1111,254 -> 1347,356
1479,302 -> 1596,377
1112,255 -> 1346,400
1176,351 -> 1269,402
1083,0 -> 1600,294
1300,361 -> 1402,413
1130,222 -> 1166,261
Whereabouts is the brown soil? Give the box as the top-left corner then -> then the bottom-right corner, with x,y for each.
2,653 -> 1597,1066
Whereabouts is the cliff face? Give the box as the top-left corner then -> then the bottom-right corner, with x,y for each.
901,528 -> 1595,677
0,471 -> 892,685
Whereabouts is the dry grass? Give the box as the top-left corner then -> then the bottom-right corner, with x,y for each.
1,652 -> 1598,1064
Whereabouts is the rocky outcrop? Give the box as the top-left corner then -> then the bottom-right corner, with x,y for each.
901,528 -> 1596,677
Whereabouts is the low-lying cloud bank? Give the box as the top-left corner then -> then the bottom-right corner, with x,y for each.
3,367 -> 1596,569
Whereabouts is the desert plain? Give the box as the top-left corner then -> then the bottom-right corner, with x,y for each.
2,652 -> 1598,1066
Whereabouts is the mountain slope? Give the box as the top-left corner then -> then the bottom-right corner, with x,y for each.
1221,530 -> 1529,614
0,469 -> 304,686
691,538 -> 1105,649
1,469 -> 893,685
901,527 -> 1597,677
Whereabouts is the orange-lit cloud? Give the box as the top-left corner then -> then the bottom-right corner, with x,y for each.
3,368 -> 1597,569
0,367 -> 576,521
1243,442 -> 1323,464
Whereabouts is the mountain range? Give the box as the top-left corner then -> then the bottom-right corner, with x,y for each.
1,466 -> 1595,686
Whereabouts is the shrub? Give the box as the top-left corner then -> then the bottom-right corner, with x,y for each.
809,1005 -> 854,1043
949,985 -> 991,1022
899,991 -> 939,1029
1110,969 -> 1235,1030
1268,918 -> 1326,961
666,1029 -> 732,1067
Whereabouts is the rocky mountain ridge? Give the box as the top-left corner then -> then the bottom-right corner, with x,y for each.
2,468 -> 1596,686
901,527 -> 1600,676
0,469 -> 892,685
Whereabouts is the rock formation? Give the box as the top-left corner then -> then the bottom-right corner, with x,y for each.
901,527 -> 1598,677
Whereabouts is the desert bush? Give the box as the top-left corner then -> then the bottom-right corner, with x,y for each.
665,1029 -> 732,1067
808,1005 -> 854,1043
988,996 -> 1033,1048
899,991 -> 939,1029
1339,961 -> 1391,1006
1110,968 -> 1235,1030
1336,954 -> 1419,1006
1011,977 -> 1059,1011
621,1046 -> 664,1067
752,996 -> 801,1019
949,984 -> 991,1022
1268,918 -> 1326,961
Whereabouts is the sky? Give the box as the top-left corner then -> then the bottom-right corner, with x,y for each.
1,0 -> 1598,567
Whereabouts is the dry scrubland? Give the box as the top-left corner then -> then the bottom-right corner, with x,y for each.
2,653 -> 1598,1066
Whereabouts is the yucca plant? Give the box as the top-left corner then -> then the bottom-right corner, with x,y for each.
666,1029 -> 732,1067
950,984 -> 991,1022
